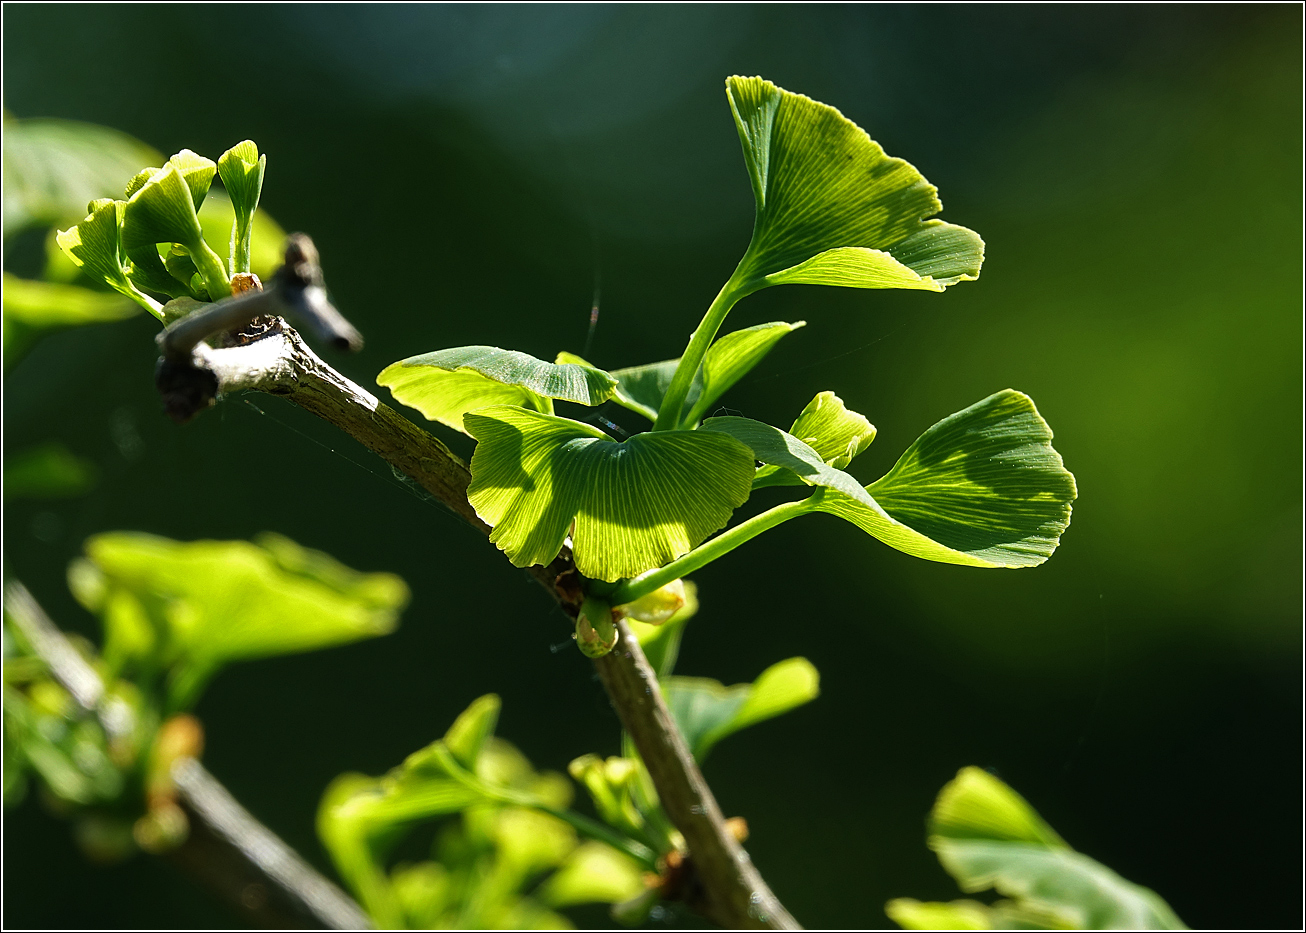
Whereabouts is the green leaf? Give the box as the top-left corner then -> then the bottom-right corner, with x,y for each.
818,389 -> 1077,568
80,532 -> 409,708
53,201 -> 164,313
700,415 -> 878,506
121,150 -> 229,300
536,841 -> 645,909
216,140 -> 266,274
608,357 -> 701,423
788,391 -> 877,468
917,768 -> 1187,930
444,693 -> 501,770
726,75 -> 983,293
2,115 -> 161,235
379,347 -> 617,434
663,657 -> 819,761
3,272 -> 138,330
885,898 -> 996,930
464,405 -> 755,582
682,320 -> 805,424
3,442 -> 97,499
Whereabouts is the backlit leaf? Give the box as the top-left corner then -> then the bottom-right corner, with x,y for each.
464,405 -> 754,581
812,390 -> 1076,568
663,657 -> 819,761
196,188 -> 286,280
53,201 -> 164,314
726,76 -> 983,294
907,767 -> 1187,931
788,391 -> 877,467
536,841 -> 645,909
80,532 -> 408,708
379,346 -> 617,434
216,140 -> 266,274
683,320 -> 805,424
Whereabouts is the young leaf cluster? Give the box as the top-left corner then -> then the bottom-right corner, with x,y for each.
317,585 -> 821,928
376,77 -> 1076,635
53,141 -> 270,319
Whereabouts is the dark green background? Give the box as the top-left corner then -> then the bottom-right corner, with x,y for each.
4,5 -> 1301,929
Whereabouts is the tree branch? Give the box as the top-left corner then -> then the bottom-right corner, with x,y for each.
156,274 -> 799,927
3,580 -> 371,930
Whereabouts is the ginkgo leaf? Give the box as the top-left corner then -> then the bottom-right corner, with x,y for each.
80,532 -> 409,708
706,390 -> 1075,569
216,140 -> 266,274
700,415 -> 877,505
609,357 -> 700,423
463,405 -> 755,581
54,200 -> 163,314
911,768 -> 1187,931
663,657 -> 819,761
753,390 -> 876,487
121,150 -> 229,299
682,320 -> 805,424
792,390 -> 877,467
379,347 -> 617,434
726,75 -> 983,294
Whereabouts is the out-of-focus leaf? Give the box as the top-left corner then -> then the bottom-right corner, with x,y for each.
2,272 -> 138,328
889,767 -> 1188,931
885,898 -> 996,930
663,657 -> 819,761
814,390 -> 1077,568
444,693 -> 501,770
725,76 -> 983,295
216,140 -> 265,274
683,321 -> 805,425
464,405 -> 755,581
3,442 -> 97,499
80,532 -> 408,708
379,346 -> 617,434
536,840 -> 645,909
2,115 -> 161,235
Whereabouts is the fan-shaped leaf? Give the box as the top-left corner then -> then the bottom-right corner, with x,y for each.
908,768 -> 1187,931
663,657 -> 819,761
726,75 -> 983,293
53,201 -> 163,313
379,347 -> 617,434
463,406 -> 754,581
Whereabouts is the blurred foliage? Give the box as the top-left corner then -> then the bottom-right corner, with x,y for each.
887,767 -> 1186,930
68,531 -> 408,710
4,441 -> 97,499
4,532 -> 407,872
319,693 -> 647,929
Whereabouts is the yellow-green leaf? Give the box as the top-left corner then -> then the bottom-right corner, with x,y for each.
726,75 -> 983,293
464,405 -> 755,581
